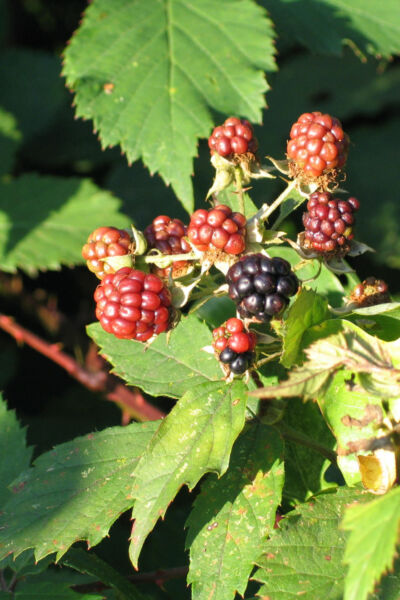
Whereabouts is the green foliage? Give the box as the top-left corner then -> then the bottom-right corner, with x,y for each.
63,0 -> 275,210
0,395 -> 32,507
264,0 -> 400,58
254,486 -> 374,600
186,422 -> 284,600
129,380 -> 248,567
342,487 -> 400,600
87,316 -> 222,398
0,421 -> 159,561
0,175 -> 129,274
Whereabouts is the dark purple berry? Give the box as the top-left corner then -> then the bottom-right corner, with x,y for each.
264,294 -> 287,316
276,274 -> 298,297
271,257 -> 291,275
220,347 -> 237,364
230,354 -> 248,374
243,293 -> 265,314
253,273 -> 276,294
237,276 -> 253,298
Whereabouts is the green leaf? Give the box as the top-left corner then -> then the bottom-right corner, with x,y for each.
61,548 -> 146,600
267,246 -> 348,308
0,174 -> 130,274
14,579 -> 104,600
280,399 -> 336,504
0,421 -> 159,561
318,370 -> 384,485
0,395 -> 32,507
342,486 -> 400,600
63,0 -> 275,210
87,315 -> 221,398
264,0 -> 400,58
0,107 -> 22,177
281,288 -> 328,368
129,379 -> 248,567
254,485 -> 374,600
347,303 -> 400,342
0,49 -> 66,141
0,550 -> 53,578
272,186 -> 306,230
186,422 -> 284,600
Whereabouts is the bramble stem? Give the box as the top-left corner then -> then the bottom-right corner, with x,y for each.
247,179 -> 297,231
0,314 -> 165,422
234,167 -> 245,215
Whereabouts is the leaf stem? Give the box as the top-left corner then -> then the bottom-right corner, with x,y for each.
246,179 -> 297,232
279,423 -> 338,464
0,314 -> 165,422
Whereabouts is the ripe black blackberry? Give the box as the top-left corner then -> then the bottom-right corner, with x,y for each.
302,192 -> 360,253
226,254 -> 298,322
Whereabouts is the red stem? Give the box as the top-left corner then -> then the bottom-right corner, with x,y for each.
0,314 -> 166,422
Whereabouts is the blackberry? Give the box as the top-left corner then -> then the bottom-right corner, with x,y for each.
82,226 -> 132,279
212,318 -> 256,375
302,192 -> 360,253
144,215 -> 191,278
350,277 -> 390,308
208,117 -> 258,158
94,267 -> 171,341
187,204 -> 246,255
226,254 -> 298,322
287,111 -> 349,180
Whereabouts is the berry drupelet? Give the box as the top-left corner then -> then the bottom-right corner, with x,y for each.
208,117 -> 258,158
350,277 -> 390,308
226,254 -> 298,322
287,111 -> 349,180
144,215 -> 191,278
82,226 -> 132,279
187,204 -> 246,255
94,267 -> 172,341
302,192 -> 360,253
212,318 -> 256,375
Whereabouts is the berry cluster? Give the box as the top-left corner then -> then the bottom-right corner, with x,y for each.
226,254 -> 298,322
82,226 -> 131,279
212,318 -> 256,374
208,117 -> 258,158
302,192 -> 360,253
287,111 -> 349,179
94,267 -> 171,341
144,215 -> 191,278
350,277 -> 390,308
187,204 -> 246,255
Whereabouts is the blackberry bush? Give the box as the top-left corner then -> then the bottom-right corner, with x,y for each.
208,116 -> 258,157
287,111 -> 349,182
82,226 -> 132,279
94,267 -> 171,341
144,215 -> 191,278
226,254 -> 299,321
187,204 -> 246,255
302,192 -> 360,253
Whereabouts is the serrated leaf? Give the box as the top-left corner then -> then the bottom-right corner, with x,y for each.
342,486 -> 400,600
186,422 -> 284,600
0,550 -> 53,578
129,380 -> 248,567
281,288 -> 328,368
0,174 -> 130,274
0,395 -> 32,507
87,315 -> 221,398
0,421 -> 159,562
62,548 -> 146,600
14,579 -> 104,600
254,485 -> 374,600
280,399 -> 336,504
63,0 -> 275,210
264,0 -> 400,58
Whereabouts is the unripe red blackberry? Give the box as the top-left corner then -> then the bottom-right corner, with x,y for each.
287,112 -> 349,180
144,215 -> 191,278
302,192 -> 359,253
82,227 -> 132,279
208,117 -> 258,158
212,318 -> 256,374
226,254 -> 298,322
94,267 -> 172,341
187,204 -> 246,255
